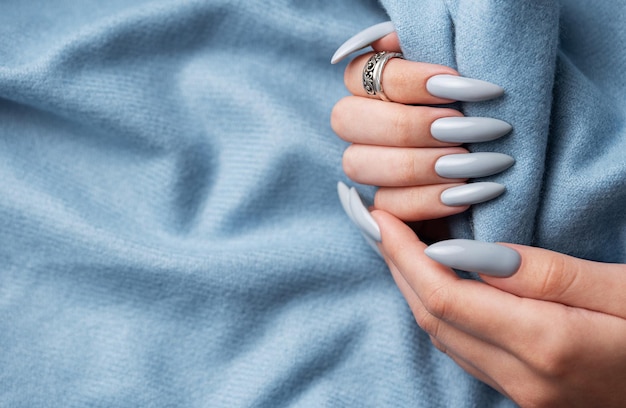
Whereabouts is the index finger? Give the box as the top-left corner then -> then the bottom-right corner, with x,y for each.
371,210 -> 556,356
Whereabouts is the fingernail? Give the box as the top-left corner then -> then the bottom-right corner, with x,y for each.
431,117 -> 512,143
440,182 -> 505,206
361,232 -> 384,258
426,74 -> 504,102
435,152 -> 515,179
337,181 -> 357,223
348,187 -> 381,242
424,239 -> 521,277
337,182 -> 383,258
331,21 -> 395,64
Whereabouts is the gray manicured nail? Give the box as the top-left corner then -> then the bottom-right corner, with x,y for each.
427,74 -> 504,102
435,152 -> 515,179
424,239 -> 521,277
348,187 -> 381,242
431,117 -> 512,143
337,182 -> 383,258
440,182 -> 505,206
361,232 -> 384,258
337,181 -> 357,223
331,21 -> 395,64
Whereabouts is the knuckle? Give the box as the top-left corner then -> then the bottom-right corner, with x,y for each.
397,150 -> 418,185
341,147 -> 358,180
423,284 -> 454,322
330,97 -> 357,138
414,306 -> 443,337
330,100 -> 346,133
536,255 -> 576,300
526,325 -> 576,379
388,108 -> 413,146
530,352 -> 570,380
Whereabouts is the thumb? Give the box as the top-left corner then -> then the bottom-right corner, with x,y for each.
426,239 -> 626,317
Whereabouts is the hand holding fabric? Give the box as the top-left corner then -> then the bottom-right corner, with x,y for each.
331,29 -> 512,230
372,209 -> 626,407
332,23 -> 626,407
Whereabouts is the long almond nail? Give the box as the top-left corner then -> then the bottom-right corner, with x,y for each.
337,181 -> 356,223
426,74 -> 504,102
337,182 -> 383,257
440,182 -> 505,206
331,21 -> 395,64
435,152 -> 514,179
348,187 -> 381,242
431,117 -> 512,143
425,239 -> 521,277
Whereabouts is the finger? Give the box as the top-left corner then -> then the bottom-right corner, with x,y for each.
429,334 -> 511,397
377,211 -> 626,407
331,96 -> 462,147
370,210 -> 557,359
345,52 -> 459,105
432,295 -> 626,407
481,244 -> 626,318
371,31 -> 401,52
385,248 -> 520,398
331,21 -> 396,64
374,185 -> 469,222
343,145 -> 468,187
440,346 -> 507,396
432,327 -> 525,398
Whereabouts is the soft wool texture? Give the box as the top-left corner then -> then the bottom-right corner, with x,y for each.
383,0 -> 626,261
0,1 -> 623,406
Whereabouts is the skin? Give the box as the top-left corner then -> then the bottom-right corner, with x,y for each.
332,33 -> 626,407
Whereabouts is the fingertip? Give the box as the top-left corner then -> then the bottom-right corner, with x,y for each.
370,210 -> 398,242
371,32 -> 401,52
370,210 -> 426,254
369,209 -> 392,232
331,21 -> 396,64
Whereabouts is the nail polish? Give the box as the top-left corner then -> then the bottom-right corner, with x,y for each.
431,117 -> 512,143
426,74 -> 504,102
337,182 -> 383,258
424,239 -> 521,277
331,21 -> 395,64
337,181 -> 357,223
361,232 -> 384,258
440,182 -> 505,206
348,187 -> 381,242
435,152 -> 514,179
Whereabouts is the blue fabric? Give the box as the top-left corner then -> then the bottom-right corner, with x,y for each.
0,1 -> 623,407
383,0 -> 626,262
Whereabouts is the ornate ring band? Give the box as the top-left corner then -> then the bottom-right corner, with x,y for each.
362,51 -> 404,102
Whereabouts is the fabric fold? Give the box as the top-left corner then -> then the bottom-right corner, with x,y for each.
383,0 -> 625,263
0,1 -> 624,407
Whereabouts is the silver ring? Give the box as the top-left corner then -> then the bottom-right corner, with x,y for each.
362,51 -> 404,102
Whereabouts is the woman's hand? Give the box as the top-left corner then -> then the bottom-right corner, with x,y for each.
333,23 -> 626,407
372,209 -> 626,407
332,31 -> 512,240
